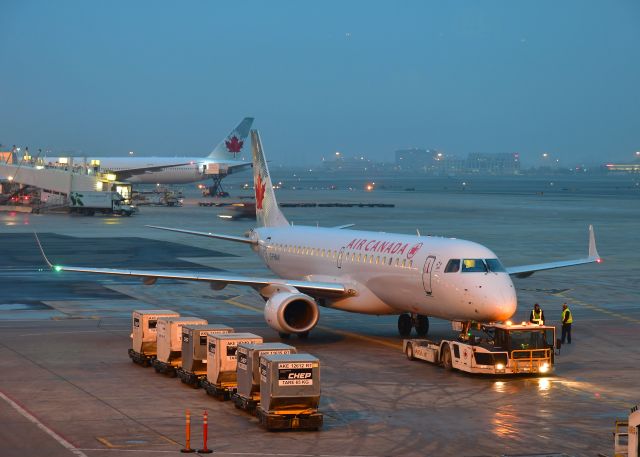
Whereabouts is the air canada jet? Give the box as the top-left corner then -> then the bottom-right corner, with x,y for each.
37,130 -> 601,339
72,117 -> 254,194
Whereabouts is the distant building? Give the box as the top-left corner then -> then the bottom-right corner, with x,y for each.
322,152 -> 374,173
466,153 -> 520,175
395,148 -> 447,173
603,163 -> 640,173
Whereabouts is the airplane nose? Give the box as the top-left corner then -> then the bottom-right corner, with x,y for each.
492,276 -> 517,321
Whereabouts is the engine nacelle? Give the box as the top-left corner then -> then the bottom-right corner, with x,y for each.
264,291 -> 320,335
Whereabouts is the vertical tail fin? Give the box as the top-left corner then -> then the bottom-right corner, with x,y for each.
251,130 -> 288,227
207,117 -> 254,160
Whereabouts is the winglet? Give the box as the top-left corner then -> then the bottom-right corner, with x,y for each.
33,232 -> 53,268
588,224 -> 600,261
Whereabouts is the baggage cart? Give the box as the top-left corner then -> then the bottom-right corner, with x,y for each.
128,310 -> 179,366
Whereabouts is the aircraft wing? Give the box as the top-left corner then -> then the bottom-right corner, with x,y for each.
35,235 -> 348,297
108,162 -> 194,180
225,162 -> 252,174
506,225 -> 601,278
146,225 -> 257,245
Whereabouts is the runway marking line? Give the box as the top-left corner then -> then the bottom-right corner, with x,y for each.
0,390 -> 89,457
552,291 -> 640,324
225,296 -> 401,350
96,435 -> 176,449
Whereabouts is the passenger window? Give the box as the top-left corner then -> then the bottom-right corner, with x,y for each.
402,259 -> 406,268
409,260 -> 413,268
357,254 -> 361,262
388,257 -> 393,266
376,256 -> 379,265
369,255 -> 373,264
445,259 -> 460,273
351,253 -> 355,262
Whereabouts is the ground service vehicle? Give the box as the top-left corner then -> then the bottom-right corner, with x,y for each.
69,191 -> 136,216
612,405 -> 639,457
404,322 -> 555,375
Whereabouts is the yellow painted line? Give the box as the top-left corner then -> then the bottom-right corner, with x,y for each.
317,326 -> 401,350
224,296 -> 401,350
552,291 -> 640,324
96,435 -> 178,449
97,437 -> 116,449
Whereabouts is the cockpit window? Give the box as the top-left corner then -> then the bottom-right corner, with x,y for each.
485,258 -> 506,273
444,259 -> 460,273
461,259 -> 487,273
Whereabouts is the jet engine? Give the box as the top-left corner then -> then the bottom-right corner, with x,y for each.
264,291 -> 320,335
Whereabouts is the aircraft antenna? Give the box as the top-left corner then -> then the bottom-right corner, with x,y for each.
416,229 -> 421,237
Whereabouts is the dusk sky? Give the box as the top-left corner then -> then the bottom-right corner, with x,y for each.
1,1 -> 639,166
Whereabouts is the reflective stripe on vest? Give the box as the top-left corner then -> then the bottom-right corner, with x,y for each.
562,309 -> 573,324
532,310 -> 543,324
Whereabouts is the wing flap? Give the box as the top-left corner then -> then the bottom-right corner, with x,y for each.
52,266 -> 347,295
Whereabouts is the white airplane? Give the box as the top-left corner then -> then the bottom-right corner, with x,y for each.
37,130 -> 601,339
72,117 -> 253,191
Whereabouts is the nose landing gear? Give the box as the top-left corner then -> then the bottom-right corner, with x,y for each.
398,313 -> 430,337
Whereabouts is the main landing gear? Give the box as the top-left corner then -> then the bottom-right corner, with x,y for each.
398,313 -> 429,338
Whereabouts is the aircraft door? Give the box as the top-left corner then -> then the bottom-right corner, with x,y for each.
337,247 -> 345,269
422,255 -> 436,295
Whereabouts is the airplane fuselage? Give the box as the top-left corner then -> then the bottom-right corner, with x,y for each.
69,157 -> 249,184
252,226 -> 517,323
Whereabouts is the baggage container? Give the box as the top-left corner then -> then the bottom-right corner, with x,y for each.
177,324 -> 234,387
201,332 -> 262,400
232,343 -> 296,413
152,316 -> 207,376
128,309 -> 179,366
256,353 -> 322,431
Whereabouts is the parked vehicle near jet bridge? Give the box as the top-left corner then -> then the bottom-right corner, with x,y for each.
37,130 -> 602,340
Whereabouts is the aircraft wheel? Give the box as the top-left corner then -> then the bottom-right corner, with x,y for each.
278,332 -> 291,339
398,314 -> 412,337
441,344 -> 453,371
415,315 -> 429,337
405,343 -> 415,360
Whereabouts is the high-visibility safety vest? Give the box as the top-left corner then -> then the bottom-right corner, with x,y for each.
532,310 -> 543,324
562,308 -> 573,324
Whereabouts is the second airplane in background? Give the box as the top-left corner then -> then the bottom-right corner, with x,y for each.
74,117 -> 254,195
39,130 -> 601,339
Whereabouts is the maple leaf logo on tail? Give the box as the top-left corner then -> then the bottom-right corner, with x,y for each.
225,135 -> 244,156
255,173 -> 267,210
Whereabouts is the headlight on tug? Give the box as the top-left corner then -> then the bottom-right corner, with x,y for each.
539,362 -> 550,374
495,363 -> 505,370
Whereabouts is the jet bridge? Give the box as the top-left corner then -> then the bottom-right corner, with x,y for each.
0,157 -> 131,202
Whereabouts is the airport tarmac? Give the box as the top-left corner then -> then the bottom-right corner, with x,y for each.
1,178 -> 639,457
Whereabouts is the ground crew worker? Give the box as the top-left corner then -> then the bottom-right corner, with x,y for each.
529,303 -> 545,325
561,303 -> 573,344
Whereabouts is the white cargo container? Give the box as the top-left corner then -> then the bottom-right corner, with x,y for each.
152,316 -> 207,376
202,332 -> 262,400
129,309 -> 179,366
233,342 -> 296,412
176,324 -> 234,387
257,353 -> 322,431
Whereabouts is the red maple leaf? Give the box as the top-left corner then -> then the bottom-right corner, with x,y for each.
225,136 -> 244,155
255,174 -> 267,210
407,242 -> 423,259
